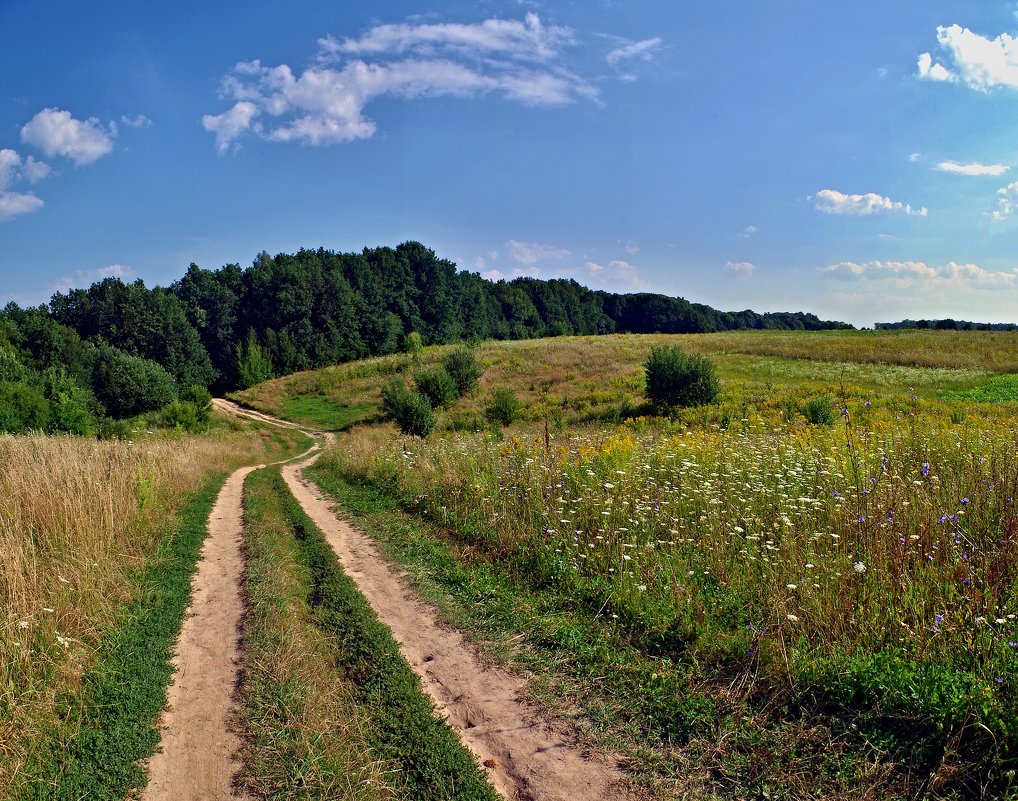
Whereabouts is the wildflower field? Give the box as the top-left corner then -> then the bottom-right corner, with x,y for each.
290,331 -> 1018,799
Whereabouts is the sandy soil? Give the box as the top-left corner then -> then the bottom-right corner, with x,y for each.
141,465 -> 257,801
281,447 -> 636,801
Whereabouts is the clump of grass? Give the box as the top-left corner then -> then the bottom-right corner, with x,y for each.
241,469 -> 393,800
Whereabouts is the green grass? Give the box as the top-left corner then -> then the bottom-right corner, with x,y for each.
941,373 -> 1018,404
280,395 -> 375,431
241,468 -> 392,801
11,473 -> 227,801
260,469 -> 499,801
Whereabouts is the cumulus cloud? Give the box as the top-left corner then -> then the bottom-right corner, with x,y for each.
917,51 -> 957,83
993,180 -> 1018,221
49,264 -> 135,295
0,148 -> 48,222
204,14 -> 597,151
917,24 -> 1018,91
909,152 -> 923,162
507,239 -> 570,265
20,108 -> 115,166
936,160 -> 1008,176
120,114 -> 152,128
584,258 -> 645,288
738,225 -> 758,239
821,260 -> 1018,288
814,188 -> 927,217
725,260 -> 755,277
0,191 -> 44,222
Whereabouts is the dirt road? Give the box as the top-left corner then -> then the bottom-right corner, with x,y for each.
141,465 -> 256,801
280,442 -> 633,801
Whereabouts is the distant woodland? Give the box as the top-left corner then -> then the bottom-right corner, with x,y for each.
0,241 -> 852,430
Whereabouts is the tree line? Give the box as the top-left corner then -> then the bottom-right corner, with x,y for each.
876,319 -> 1017,331
0,241 -> 851,430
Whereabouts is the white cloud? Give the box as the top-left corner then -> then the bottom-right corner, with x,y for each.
482,268 -> 506,281
507,239 -> 570,265
917,51 -> 957,83
324,13 -> 572,61
0,148 -> 49,190
623,240 -> 639,254
821,260 -> 1018,288
120,114 -> 152,128
993,180 -> 1018,221
908,152 -> 923,162
606,36 -> 663,66
814,188 -> 927,217
918,24 -> 1018,91
738,225 -> 758,239
205,15 -> 597,151
20,108 -> 115,166
202,101 -> 261,153
0,191 -> 43,222
49,264 -> 135,294
936,160 -> 1008,176
584,258 -> 645,288
725,260 -> 755,277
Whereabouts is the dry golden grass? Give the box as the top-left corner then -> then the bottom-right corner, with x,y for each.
0,426 -> 282,791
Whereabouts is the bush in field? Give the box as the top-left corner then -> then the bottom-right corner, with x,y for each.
414,366 -> 458,409
644,347 -> 719,412
443,347 -> 482,397
801,395 -> 836,426
0,381 -> 49,433
93,346 -> 177,418
381,378 -> 435,437
485,388 -> 522,426
403,331 -> 423,358
180,385 -> 213,420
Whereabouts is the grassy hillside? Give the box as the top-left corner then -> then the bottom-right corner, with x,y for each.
230,329 -> 1018,432
243,329 -> 1018,799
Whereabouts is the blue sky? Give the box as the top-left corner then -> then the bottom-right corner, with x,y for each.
4,2 -> 1018,326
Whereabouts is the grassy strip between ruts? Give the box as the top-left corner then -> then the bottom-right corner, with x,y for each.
11,472 -> 227,801
259,468 -> 500,801
240,467 -> 393,800
304,464 -> 1017,801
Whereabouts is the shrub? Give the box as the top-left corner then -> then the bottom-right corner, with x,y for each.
380,378 -> 435,437
93,346 -> 177,418
414,366 -> 458,409
403,331 -> 423,358
443,347 -> 482,397
157,400 -> 208,433
801,395 -> 836,426
0,381 -> 49,433
486,388 -> 522,426
644,347 -> 719,412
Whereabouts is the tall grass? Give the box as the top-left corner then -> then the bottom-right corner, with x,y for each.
0,430 -> 274,793
317,390 -> 1018,789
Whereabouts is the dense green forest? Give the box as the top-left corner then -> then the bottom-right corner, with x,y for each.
876,318 -> 1017,331
0,241 -> 851,433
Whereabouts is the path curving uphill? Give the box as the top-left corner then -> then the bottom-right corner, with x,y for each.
220,400 -> 635,801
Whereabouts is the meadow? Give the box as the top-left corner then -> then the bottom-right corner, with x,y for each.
251,330 -> 1018,799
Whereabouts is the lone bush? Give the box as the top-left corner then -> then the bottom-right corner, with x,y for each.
403,331 -> 423,358
644,347 -> 719,412
414,366 -> 458,409
381,378 -> 435,437
443,347 -> 482,397
801,396 -> 836,426
93,346 -> 177,418
486,388 -> 522,426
